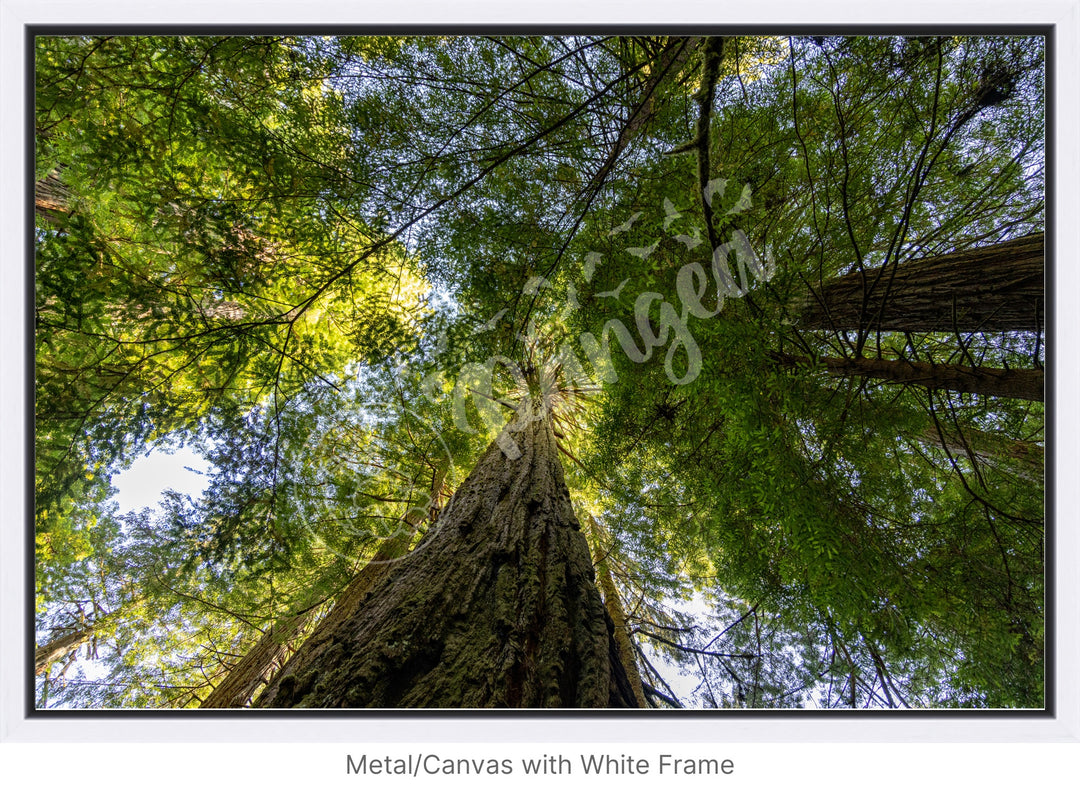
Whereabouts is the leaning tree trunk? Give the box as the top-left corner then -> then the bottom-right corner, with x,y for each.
35,168 -> 71,225
915,424 -> 1044,483
256,396 -> 637,708
775,353 -> 1043,402
797,233 -> 1044,333
35,626 -> 93,676
230,462 -> 444,704
199,608 -> 315,708
593,547 -> 648,708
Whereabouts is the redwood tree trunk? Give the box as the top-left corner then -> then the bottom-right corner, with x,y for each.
35,169 -> 71,225
256,398 -> 636,708
777,353 -> 1043,402
35,627 -> 92,676
798,234 -> 1044,333
199,609 -> 314,708
915,424 -> 1044,482
251,528 -> 420,706
244,467 -> 446,708
594,547 -> 648,708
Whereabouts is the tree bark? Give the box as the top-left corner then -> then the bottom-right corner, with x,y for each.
915,424 -> 1044,482
35,627 -> 92,676
199,608 -> 314,708
797,233 -> 1044,333
776,353 -> 1043,402
35,169 -> 71,225
243,467 -> 446,708
249,528 -> 419,707
593,540 -> 648,708
256,397 -> 636,708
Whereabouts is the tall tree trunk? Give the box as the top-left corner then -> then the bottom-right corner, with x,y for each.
256,397 -> 636,708
35,168 -> 71,225
199,608 -> 315,708
797,233 -> 1044,333
35,626 -> 92,676
776,353 -> 1043,402
915,424 -> 1044,482
590,524 -> 648,708
248,524 -> 417,707
238,467 -> 447,708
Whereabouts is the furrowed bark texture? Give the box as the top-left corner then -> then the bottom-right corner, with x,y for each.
822,356 -> 1043,401
35,169 -> 71,225
798,233 -> 1044,333
35,627 -> 92,676
257,400 -> 635,708
250,535 -> 415,706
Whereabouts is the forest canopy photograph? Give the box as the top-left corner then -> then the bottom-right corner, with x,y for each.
33,32 -> 1046,710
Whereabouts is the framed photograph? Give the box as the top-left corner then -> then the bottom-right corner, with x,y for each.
4,2 -> 1078,786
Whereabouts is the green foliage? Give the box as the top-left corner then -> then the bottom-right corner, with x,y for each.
35,34 -> 1044,709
